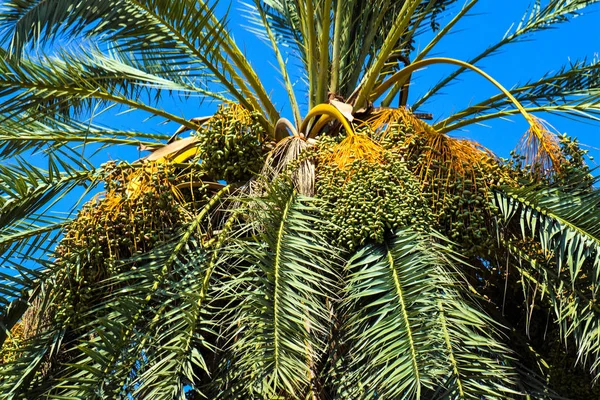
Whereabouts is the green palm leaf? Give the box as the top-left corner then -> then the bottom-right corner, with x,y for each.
495,184 -> 600,378
0,48 -> 204,129
0,0 -> 278,126
340,229 -> 517,399
0,185 -> 232,398
223,183 -> 339,398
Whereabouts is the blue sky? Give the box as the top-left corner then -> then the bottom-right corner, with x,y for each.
92,0 -> 600,166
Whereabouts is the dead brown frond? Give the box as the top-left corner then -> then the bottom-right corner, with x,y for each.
145,137 -> 199,162
261,136 -> 315,196
517,116 -> 564,175
17,295 -> 53,343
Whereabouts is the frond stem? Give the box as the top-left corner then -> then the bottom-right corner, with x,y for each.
316,0 -> 332,105
330,0 -> 345,94
253,0 -> 301,127
352,0 -> 422,110
435,105 -> 598,133
300,104 -> 355,138
438,299 -> 465,398
273,194 -> 294,371
371,57 -> 539,132
386,243 -> 421,396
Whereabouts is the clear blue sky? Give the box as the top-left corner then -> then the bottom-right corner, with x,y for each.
92,0 -> 600,166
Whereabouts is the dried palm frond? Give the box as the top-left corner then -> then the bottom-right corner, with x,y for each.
145,137 -> 199,162
516,117 -> 564,175
261,136 -> 315,196
169,115 -> 213,143
21,297 -> 46,340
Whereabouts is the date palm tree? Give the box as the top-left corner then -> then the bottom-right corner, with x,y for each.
1,0 -> 600,398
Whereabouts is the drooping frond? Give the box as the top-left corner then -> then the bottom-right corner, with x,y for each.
494,184 -> 600,378
339,229 -> 518,398
0,180 -> 234,397
430,246 -> 521,399
0,154 -> 98,263
222,183 -> 339,398
0,140 -> 100,373
340,232 -> 434,398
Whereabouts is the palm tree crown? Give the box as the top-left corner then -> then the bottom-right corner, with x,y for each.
0,0 -> 600,398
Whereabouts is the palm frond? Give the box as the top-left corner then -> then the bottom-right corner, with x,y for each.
0,118 -> 170,160
432,269 -> 519,399
244,1 -> 302,127
53,237 -> 211,399
0,155 -> 97,357
0,0 -> 279,127
339,229 -> 517,398
0,48 -> 207,130
436,57 -> 600,130
247,0 -> 456,104
352,0 -> 425,109
0,185 -> 233,398
0,155 -> 98,262
0,315 -> 66,397
494,183 -> 600,378
223,183 -> 340,398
